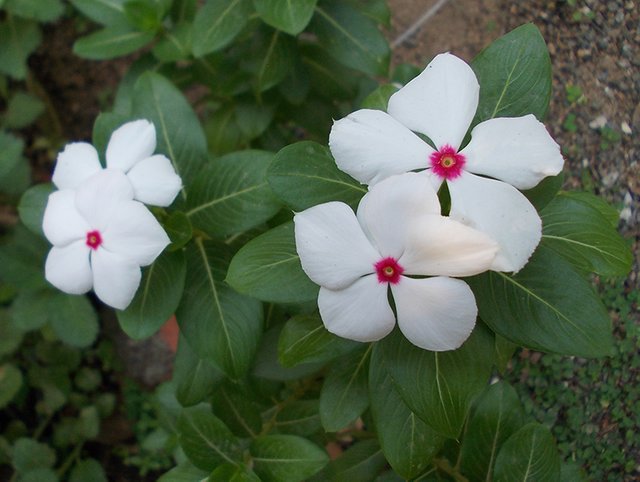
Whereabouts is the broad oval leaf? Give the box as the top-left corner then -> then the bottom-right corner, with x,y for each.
253,0 -> 317,35
192,0 -> 252,57
493,423 -> 561,482
274,400 -> 321,437
49,294 -> 99,348
250,434 -> 328,482
211,383 -> 263,438
0,18 -> 41,80
68,0 -> 128,26
471,23 -> 551,122
267,141 -> 366,211
117,250 -> 186,340
174,336 -> 223,407
186,150 -> 282,239
226,222 -> 319,303
242,28 -> 296,94
157,461 -> 210,482
522,173 -> 563,211
0,363 -> 23,408
176,240 -> 263,379
210,464 -> 261,481
4,0 -> 64,22
73,26 -> 155,60
309,439 -> 386,481
18,183 -> 54,237
378,326 -> 495,439
468,246 -> 613,357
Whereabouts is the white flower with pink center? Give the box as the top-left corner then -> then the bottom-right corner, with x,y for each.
294,173 -> 498,352
43,170 -> 170,310
329,53 -> 564,272
52,119 -> 182,207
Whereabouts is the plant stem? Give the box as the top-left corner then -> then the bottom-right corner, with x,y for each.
57,442 -> 83,478
434,457 -> 469,482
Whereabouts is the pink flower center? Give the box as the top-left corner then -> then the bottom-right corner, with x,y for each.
429,144 -> 466,180
374,257 -> 404,284
86,230 -> 102,250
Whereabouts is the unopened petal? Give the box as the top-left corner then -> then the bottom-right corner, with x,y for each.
75,170 -> 134,232
294,202 -> 380,290
52,142 -> 102,190
448,171 -> 542,272
91,248 -> 141,310
329,109 -> 433,185
392,276 -> 477,351
45,240 -> 93,295
106,119 -> 156,172
462,115 -> 564,190
127,154 -> 182,206
318,276 -> 395,342
101,200 -> 170,266
42,190 -> 90,246
399,215 -> 498,277
388,53 -> 479,150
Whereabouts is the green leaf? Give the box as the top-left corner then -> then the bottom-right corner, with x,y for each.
278,313 -> 360,367
4,0 -> 64,22
79,405 -> 101,439
0,18 -> 41,80
459,382 -> 526,481
360,84 -> 398,111
310,439 -> 386,481
378,326 -> 495,438
2,92 -> 45,129
178,404 -> 242,471
300,44 -> 359,101
49,294 -> 99,348
0,131 -> 24,181
176,240 -> 263,378
132,71 -> 208,191
368,349 -> 444,478
0,226 -> 48,290
117,250 -> 186,339
12,438 -> 56,474
540,192 -> 632,276
226,222 -> 319,303
472,23 -> 551,122
493,423 -> 561,482
245,29 -> 295,93
0,311 -> 23,355
319,346 -> 371,432
124,0 -> 163,32
18,183 -> 54,237
69,459 -> 108,482
494,334 -> 517,374
69,0 -> 128,26
164,211 -> 193,251
174,336 -> 223,407
91,111 -> 130,159
10,289 -> 52,331
252,0 -> 317,35
311,1 -> 390,77
187,150 -> 281,239
204,104 -> 244,156
563,191 -> 619,227
210,464 -> 261,481
348,0 -> 390,25
251,434 -> 328,482
274,400 -> 321,436
0,364 -> 23,408
523,172 -> 563,211
153,23 -> 193,62
211,384 -> 263,438
73,26 -> 155,60
468,246 -> 614,357
267,141 -> 366,211
20,468 -> 58,482
236,102 -> 274,140
157,462 -> 210,482
192,0 -> 252,57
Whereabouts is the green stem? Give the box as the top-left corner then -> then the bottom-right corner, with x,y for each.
434,457 -> 469,482
33,412 -> 55,441
56,442 -> 83,478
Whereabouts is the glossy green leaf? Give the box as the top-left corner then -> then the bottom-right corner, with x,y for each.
0,226 -> 48,290
468,246 -> 613,357
4,0 -> 64,22
10,289 -> 53,331
267,141 -> 366,211
192,0 -> 252,57
236,102 -> 275,140
523,172 -> 563,211
178,404 -> 242,471
541,191 -> 632,276
274,400 -> 321,436
187,150 -> 281,239
117,250 -> 186,340
493,423 -> 561,482
0,18 -> 41,80
472,23 -> 551,122
69,459 -> 107,482
20,468 -> 58,482
69,0 -> 128,26
210,464 -> 261,481
459,382 -> 525,481
174,336 -> 223,407
73,26 -> 155,60
18,183 -> 54,237
204,104 -> 244,156
300,44 -> 359,101
246,29 -> 295,93
360,84 -> 398,111
226,222 -> 319,303
348,0 -> 390,25
369,348 -> 444,478
12,438 -> 56,474
0,131 -> 24,181
157,462 -> 210,482
49,294 -> 99,348
3,92 -> 45,129
176,240 -> 263,378
0,311 -> 23,355
252,0 -> 317,35
319,346 -> 371,432
278,313 -> 361,367
311,1 -> 389,77
164,211 -> 193,251
153,23 -> 193,62
211,384 -> 263,438
310,439 -> 386,481
0,364 -> 23,408
563,191 -> 619,227
378,326 -> 495,438
251,434 -> 328,482
124,0 -> 163,32
494,334 -> 517,374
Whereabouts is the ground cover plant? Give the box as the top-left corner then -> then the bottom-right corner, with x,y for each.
0,1 -> 634,480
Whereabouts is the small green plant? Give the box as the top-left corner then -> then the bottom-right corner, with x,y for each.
563,113 -> 578,133
599,125 -> 622,150
565,83 -> 585,104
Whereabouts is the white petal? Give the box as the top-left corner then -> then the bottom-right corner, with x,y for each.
127,155 -> 182,206
102,200 -> 170,266
356,172 -> 441,259
45,240 -> 93,295
392,276 -> 477,351
91,248 -> 141,310
52,142 -> 102,190
329,109 -> 433,185
399,215 -> 498,277
388,53 -> 479,150
448,171 -> 542,272
42,190 -> 90,246
106,119 -> 156,173
75,169 -> 134,232
294,202 -> 380,290
461,115 -> 564,190
318,275 -> 395,342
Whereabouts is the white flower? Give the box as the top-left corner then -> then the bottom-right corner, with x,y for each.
52,119 -> 182,207
329,53 -> 564,272
43,170 -> 170,310
294,173 -> 498,351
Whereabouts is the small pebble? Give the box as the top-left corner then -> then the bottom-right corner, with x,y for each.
589,115 -> 608,129
621,121 -> 632,134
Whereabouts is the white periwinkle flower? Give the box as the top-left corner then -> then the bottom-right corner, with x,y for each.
329,53 -> 564,272
43,170 -> 170,310
294,173 -> 498,351
52,119 -> 182,207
